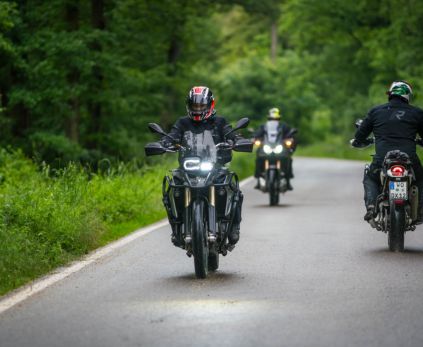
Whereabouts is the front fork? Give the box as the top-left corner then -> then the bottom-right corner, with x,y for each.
183,186 -> 217,242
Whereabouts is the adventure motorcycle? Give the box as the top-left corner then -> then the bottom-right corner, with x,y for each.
352,119 -> 421,252
145,119 -> 253,278
255,123 -> 297,206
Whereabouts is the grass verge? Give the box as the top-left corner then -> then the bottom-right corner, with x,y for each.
0,149 -> 254,296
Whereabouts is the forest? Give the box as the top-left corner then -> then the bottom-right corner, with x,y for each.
1,0 -> 423,293
1,0 -> 422,164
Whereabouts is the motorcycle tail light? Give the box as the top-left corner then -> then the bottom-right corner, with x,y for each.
390,165 -> 406,177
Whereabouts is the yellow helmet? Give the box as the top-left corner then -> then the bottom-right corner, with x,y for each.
268,107 -> 281,120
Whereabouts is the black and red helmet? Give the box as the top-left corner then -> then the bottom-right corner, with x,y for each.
186,86 -> 215,122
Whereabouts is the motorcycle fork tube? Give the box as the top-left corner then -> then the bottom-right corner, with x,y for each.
208,186 -> 217,236
264,160 -> 269,171
184,188 -> 191,239
225,189 -> 240,242
276,160 -> 281,170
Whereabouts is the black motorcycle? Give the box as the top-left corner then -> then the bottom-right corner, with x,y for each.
255,123 -> 297,205
352,120 -> 420,252
145,118 -> 252,278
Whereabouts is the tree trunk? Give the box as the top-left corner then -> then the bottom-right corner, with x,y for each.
161,34 -> 182,128
65,0 -> 80,143
87,0 -> 106,149
271,21 -> 278,63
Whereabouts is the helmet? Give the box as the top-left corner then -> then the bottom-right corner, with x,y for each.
387,81 -> 413,102
186,86 -> 215,122
268,107 -> 281,120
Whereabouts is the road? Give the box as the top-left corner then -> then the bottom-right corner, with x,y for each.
1,157 -> 423,347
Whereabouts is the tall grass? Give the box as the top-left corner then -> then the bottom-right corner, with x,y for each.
0,149 -> 255,295
0,149 -> 169,295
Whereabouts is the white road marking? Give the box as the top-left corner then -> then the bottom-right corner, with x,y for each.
0,176 -> 253,314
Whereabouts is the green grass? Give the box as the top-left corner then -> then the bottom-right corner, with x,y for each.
0,149 -> 255,296
296,137 -> 374,161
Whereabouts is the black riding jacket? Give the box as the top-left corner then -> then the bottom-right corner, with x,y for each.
164,115 -> 240,165
355,97 -> 423,162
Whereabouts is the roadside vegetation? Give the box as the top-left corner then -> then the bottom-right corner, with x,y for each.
0,149 -> 254,296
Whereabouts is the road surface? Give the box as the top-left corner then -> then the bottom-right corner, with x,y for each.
1,157 -> 423,347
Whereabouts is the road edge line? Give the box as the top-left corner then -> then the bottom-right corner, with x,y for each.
0,176 -> 253,314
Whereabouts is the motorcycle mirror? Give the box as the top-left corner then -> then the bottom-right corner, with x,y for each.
232,138 -> 253,153
148,123 -> 167,136
287,128 -> 298,137
224,117 -> 250,137
144,142 -> 167,156
235,117 -> 250,130
148,122 -> 176,143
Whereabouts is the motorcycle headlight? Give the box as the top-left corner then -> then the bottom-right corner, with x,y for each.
183,158 -> 201,171
274,145 -> 283,154
200,162 -> 214,171
263,145 -> 273,154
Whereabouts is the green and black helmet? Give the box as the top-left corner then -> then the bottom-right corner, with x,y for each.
387,81 -> 413,102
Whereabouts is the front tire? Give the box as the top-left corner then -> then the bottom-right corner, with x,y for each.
388,203 -> 405,252
208,251 -> 219,271
192,200 -> 208,278
268,170 -> 279,206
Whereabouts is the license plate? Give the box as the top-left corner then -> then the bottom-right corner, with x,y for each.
389,181 -> 408,200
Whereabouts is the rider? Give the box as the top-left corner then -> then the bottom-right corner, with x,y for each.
254,107 -> 295,190
161,86 -> 244,245
352,81 -> 423,223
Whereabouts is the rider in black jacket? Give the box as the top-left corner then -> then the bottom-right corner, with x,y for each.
353,81 -> 423,222
161,86 -> 243,245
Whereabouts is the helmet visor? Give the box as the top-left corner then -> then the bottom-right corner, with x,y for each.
190,103 -> 208,113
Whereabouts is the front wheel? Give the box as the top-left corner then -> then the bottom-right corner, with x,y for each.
268,170 -> 279,206
208,251 -> 219,271
388,203 -> 405,252
192,200 -> 208,278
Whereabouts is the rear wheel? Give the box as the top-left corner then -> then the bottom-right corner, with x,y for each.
388,203 -> 405,252
192,200 -> 208,278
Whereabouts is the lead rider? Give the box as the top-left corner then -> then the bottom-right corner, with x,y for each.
161,86 -> 244,246
352,81 -> 423,223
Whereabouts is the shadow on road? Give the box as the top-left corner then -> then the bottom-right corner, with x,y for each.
252,203 -> 294,208
365,247 -> 423,257
163,271 -> 244,285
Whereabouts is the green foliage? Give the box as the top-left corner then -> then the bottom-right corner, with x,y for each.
0,149 -> 165,295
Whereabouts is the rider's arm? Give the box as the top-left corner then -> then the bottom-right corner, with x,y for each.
417,109 -> 423,139
282,123 -> 292,138
354,110 -> 374,142
253,125 -> 265,140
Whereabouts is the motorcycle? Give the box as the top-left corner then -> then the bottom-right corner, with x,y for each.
254,123 -> 298,206
351,119 -> 421,252
144,118 -> 253,278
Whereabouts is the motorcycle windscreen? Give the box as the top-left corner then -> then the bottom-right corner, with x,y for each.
264,120 -> 281,144
181,130 -> 217,163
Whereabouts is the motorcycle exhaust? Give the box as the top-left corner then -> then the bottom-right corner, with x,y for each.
410,185 -> 419,221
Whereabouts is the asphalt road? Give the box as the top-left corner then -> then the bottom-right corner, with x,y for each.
2,157 -> 423,347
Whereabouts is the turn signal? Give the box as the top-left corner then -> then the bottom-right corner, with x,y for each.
284,139 -> 293,147
254,140 -> 261,146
